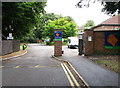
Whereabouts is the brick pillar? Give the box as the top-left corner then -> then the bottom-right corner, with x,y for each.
84,30 -> 94,55
54,29 -> 62,56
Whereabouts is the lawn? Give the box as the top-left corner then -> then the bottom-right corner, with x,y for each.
94,60 -> 119,74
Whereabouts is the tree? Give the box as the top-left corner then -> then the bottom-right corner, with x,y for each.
20,13 -> 63,42
42,16 -> 77,41
76,0 -> 120,15
102,2 -> 120,14
2,2 -> 46,40
32,13 -> 63,40
84,20 -> 95,29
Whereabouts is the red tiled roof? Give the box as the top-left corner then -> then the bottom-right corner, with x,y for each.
101,15 -> 120,25
86,15 -> 120,31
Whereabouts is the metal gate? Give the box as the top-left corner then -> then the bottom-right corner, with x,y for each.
78,32 -> 84,55
78,39 -> 84,55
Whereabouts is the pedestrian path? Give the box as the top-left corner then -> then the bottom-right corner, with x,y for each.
0,50 -> 27,61
58,54 -> 119,87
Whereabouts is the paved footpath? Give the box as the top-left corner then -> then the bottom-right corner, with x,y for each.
59,46 -> 120,87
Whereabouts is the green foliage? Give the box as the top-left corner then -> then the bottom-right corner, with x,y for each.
19,28 -> 38,43
2,2 -> 46,40
63,38 -> 68,43
102,2 -> 120,15
62,38 -> 68,45
46,42 -> 54,45
42,16 -> 77,41
45,39 -> 68,45
49,42 -> 54,45
84,20 -> 95,29
32,13 -> 63,40
76,1 -> 120,15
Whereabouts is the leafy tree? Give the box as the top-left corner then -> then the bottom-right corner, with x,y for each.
102,2 -> 120,14
19,13 -> 63,42
64,16 -> 74,22
42,16 -> 77,41
76,0 -> 120,15
2,2 -> 46,40
84,20 -> 95,29
32,13 -> 63,40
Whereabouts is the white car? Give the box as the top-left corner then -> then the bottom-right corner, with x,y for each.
68,37 -> 78,48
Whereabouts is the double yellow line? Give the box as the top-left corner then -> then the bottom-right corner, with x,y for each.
61,63 -> 80,88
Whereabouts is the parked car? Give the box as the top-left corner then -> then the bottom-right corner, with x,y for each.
68,37 -> 78,49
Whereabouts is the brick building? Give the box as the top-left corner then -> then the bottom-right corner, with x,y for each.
84,15 -> 120,55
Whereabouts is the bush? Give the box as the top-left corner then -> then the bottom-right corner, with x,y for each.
63,38 -> 68,43
62,38 -> 68,45
49,42 -> 54,45
46,42 -> 54,45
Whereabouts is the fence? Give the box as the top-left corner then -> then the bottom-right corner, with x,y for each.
0,40 -> 20,56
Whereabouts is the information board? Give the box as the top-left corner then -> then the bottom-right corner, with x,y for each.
54,31 -> 62,41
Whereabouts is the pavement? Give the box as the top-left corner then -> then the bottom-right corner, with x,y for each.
0,50 -> 27,61
58,46 -> 120,87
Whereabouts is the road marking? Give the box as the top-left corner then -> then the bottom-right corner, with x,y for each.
0,66 -> 4,68
28,66 -> 35,68
2,65 -> 60,69
63,63 -> 80,87
35,65 -> 40,68
14,66 -> 21,68
35,65 -> 48,68
68,62 -> 89,87
61,63 -> 75,87
28,65 -> 60,68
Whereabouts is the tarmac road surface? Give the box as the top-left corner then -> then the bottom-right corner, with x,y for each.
61,46 -> 119,87
2,44 -> 71,86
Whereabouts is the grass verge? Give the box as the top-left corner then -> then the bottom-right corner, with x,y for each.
87,55 -> 120,74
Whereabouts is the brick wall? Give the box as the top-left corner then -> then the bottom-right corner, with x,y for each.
94,32 -> 104,53
0,40 -> 20,56
54,41 -> 62,56
94,31 -> 120,54
84,30 -> 120,55
84,30 -> 94,55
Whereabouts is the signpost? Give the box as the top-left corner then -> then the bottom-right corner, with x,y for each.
54,31 -> 62,41
54,29 -> 62,56
7,33 -> 14,40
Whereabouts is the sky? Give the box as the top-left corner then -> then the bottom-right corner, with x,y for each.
45,0 -> 111,26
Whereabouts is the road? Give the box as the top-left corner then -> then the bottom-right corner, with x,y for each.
2,44 -> 74,87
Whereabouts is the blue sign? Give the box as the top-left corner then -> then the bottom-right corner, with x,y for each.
54,31 -> 62,39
